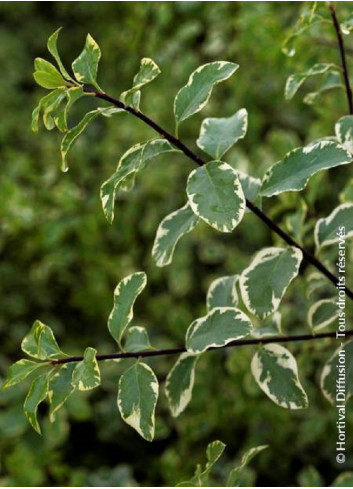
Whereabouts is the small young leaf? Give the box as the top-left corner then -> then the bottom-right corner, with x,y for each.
71,347 -> 101,391
251,344 -> 309,409
308,299 -> 338,332
197,108 -> 248,159
285,63 -> 337,100
251,312 -> 282,338
108,272 -> 147,347
34,58 -> 68,89
227,445 -> 268,487
152,202 -> 199,267
24,371 -> 51,434
174,61 -> 238,126
2,359 -> 46,389
206,275 -> 238,311
187,161 -> 246,233
237,170 -> 262,206
320,340 -> 353,404
47,27 -> 75,82
314,203 -> 353,250
124,326 -> 152,352
335,115 -> 353,154
21,320 -> 65,360
117,362 -> 158,441
31,88 -> 65,132
297,466 -> 324,487
239,247 -> 303,319
72,34 -> 101,89
186,307 -> 252,354
261,142 -> 351,198
121,57 -> 160,107
48,363 -> 76,421
165,353 -> 199,417
54,86 -> 85,132
331,472 -> 353,487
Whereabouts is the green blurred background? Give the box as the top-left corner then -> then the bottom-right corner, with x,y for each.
1,1 -> 353,486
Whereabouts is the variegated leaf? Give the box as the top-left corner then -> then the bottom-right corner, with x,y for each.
285,63 -> 337,100
121,57 -> 160,108
124,326 -> 152,352
174,61 -> 238,126
197,108 -> 248,159
117,362 -> 158,441
152,202 -> 199,267
261,142 -> 351,198
72,34 -> 101,89
165,353 -> 199,417
239,247 -> 303,319
187,161 -> 245,232
237,170 -> 262,207
108,272 -> 147,347
320,340 -> 353,404
48,363 -> 76,421
308,299 -> 338,332
54,86 -> 85,132
24,371 -> 51,434
71,347 -> 101,391
206,275 -> 238,311
2,359 -> 46,389
47,27 -> 75,82
186,307 -> 252,354
251,312 -> 282,338
21,320 -> 65,360
251,344 -> 309,409
335,115 -> 353,154
31,88 -> 66,132
227,445 -> 268,487
314,203 -> 353,250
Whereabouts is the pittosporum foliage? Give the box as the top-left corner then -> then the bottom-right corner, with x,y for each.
2,3 -> 353,485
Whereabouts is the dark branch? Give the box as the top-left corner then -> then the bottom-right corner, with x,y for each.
329,2 -> 353,114
83,86 -> 353,300
51,329 -> 353,365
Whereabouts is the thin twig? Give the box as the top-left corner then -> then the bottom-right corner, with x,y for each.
83,86 -> 353,300
51,329 -> 353,365
329,2 -> 353,114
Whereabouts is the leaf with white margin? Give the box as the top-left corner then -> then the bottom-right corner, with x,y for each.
2,359 -> 47,389
197,108 -> 248,159
124,326 -> 152,352
237,170 -> 262,205
315,203 -> 353,250
239,247 -> 302,319
165,353 -> 199,417
303,71 -> 342,105
47,27 -> 76,82
71,347 -> 101,391
72,34 -> 101,89
187,161 -> 245,233
174,61 -> 238,126
261,141 -> 351,198
206,275 -> 238,311
186,307 -> 252,354
117,361 -> 158,441
121,57 -> 160,108
108,272 -> 147,347
308,299 -> 338,332
285,63 -> 337,100
48,363 -> 76,421
252,312 -> 282,338
54,86 -> 85,132
24,370 -> 52,434
320,340 -> 353,404
32,88 -> 65,132
152,202 -> 199,267
21,320 -> 66,360
227,445 -> 268,487
335,115 -> 353,154
251,344 -> 309,409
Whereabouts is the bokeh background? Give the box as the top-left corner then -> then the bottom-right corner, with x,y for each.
1,1 -> 353,486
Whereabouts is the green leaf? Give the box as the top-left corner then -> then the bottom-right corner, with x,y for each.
261,142 -> 351,198
308,299 -> 338,332
196,108 -> 248,159
331,472 -> 353,487
239,247 -> 302,319
335,115 -> 353,153
186,307 -> 252,354
31,89 -> 66,132
340,178 -> 353,203
285,199 -> 307,245
320,340 -> 353,404
71,347 -> 101,391
165,353 -> 199,417
152,202 -> 199,267
33,58 -> 68,89
2,359 -> 46,389
24,371 -> 51,434
252,312 -> 282,338
21,320 -> 65,360
282,5 -> 324,57
121,57 -> 160,108
187,161 -> 245,232
54,86 -> 85,132
124,326 -> 152,352
237,170 -> 262,206
206,275 -> 238,311
284,63 -> 337,100
108,272 -> 147,347
47,27 -> 75,82
297,466 -> 324,487
251,344 -> 309,409
303,71 -> 342,105
314,203 -> 353,249
48,363 -> 76,421
174,61 -> 239,126
117,362 -> 158,441
227,445 -> 268,486
72,34 -> 101,89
